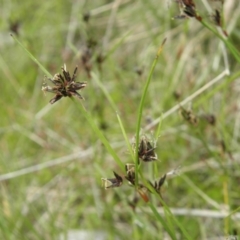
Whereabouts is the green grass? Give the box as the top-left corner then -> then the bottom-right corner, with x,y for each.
1,0 -> 240,239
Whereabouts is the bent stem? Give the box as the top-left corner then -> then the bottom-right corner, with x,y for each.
11,34 -> 52,77
116,112 -> 135,161
145,69 -> 229,131
200,20 -> 240,63
71,99 -> 124,171
92,72 -> 135,161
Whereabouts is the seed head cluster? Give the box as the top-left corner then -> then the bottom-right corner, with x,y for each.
101,135 -> 171,203
42,65 -> 87,104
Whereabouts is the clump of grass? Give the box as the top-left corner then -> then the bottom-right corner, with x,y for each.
4,0 -> 240,238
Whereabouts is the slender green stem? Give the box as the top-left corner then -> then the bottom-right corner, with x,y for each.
116,113 -> 135,161
154,113 -> 163,141
226,206 -> 240,219
92,72 -> 135,161
72,99 -> 124,171
105,30 -> 133,59
200,20 -> 240,63
11,34 -> 52,77
91,72 -> 117,112
181,174 -> 221,210
140,172 -> 191,240
148,202 -> 177,240
135,39 -> 166,185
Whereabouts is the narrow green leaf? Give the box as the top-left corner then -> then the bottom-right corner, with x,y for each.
72,99 -> 124,171
135,38 -> 167,185
11,34 -> 52,77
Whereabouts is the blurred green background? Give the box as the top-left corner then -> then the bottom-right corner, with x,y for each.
0,0 -> 240,239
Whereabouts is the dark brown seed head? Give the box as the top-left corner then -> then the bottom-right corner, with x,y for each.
83,12 -> 91,23
101,171 -> 123,189
138,136 -> 158,162
42,65 -> 87,104
213,9 -> 221,26
180,106 -> 198,126
200,114 -> 216,126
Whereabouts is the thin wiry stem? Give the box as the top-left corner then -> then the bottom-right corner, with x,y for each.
0,138 -> 131,182
200,19 -> 240,63
180,152 -> 240,174
85,205 -> 240,219
72,99 -> 125,171
145,69 -> 229,131
0,54 -> 24,98
0,148 -> 93,182
12,124 -> 47,147
135,39 -> 166,185
35,104 -> 56,120
181,174 -> 222,210
136,208 -> 240,220
11,34 -> 52,78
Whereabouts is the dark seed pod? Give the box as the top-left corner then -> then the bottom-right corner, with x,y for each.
138,136 -> 158,162
42,65 -> 87,104
101,171 -> 123,189
180,105 -> 198,126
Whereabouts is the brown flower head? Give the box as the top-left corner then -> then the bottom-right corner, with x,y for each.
180,105 -> 198,126
42,65 -> 87,104
101,171 -> 123,189
174,0 -> 202,21
83,12 -> 91,23
199,113 -> 216,126
211,9 -> 228,37
150,174 -> 167,194
212,9 -> 221,27
138,136 -> 158,162
182,0 -> 196,17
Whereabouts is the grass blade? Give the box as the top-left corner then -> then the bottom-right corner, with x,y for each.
11,34 -> 52,77
135,38 -> 167,185
71,99 -> 124,171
